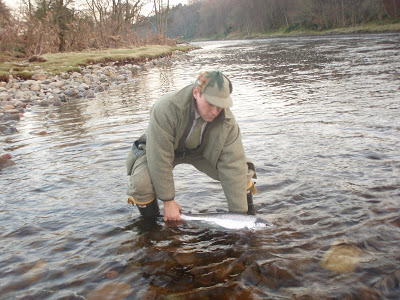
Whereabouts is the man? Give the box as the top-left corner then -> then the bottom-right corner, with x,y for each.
126,71 -> 257,222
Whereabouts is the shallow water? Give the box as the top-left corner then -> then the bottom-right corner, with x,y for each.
1,34 -> 400,299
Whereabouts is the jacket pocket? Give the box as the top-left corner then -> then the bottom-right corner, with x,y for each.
126,140 -> 146,175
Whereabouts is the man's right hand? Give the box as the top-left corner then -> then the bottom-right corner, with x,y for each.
163,200 -> 182,222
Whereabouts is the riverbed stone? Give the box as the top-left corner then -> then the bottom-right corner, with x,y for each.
79,83 -> 90,90
0,153 -> 16,170
0,93 -> 10,101
32,73 -> 47,81
39,99 -> 50,107
320,242 -> 363,273
4,113 -> 20,121
31,85 -> 41,92
0,124 -> 8,133
5,109 -> 19,114
3,105 -> 15,110
71,72 -> 81,78
84,90 -> 95,98
65,89 -> 77,97
26,80 -> 37,86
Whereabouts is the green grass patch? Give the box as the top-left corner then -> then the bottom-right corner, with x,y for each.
0,45 -> 195,81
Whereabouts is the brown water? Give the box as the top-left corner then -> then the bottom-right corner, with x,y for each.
1,34 -> 400,299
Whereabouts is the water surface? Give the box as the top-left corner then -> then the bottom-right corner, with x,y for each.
1,34 -> 400,299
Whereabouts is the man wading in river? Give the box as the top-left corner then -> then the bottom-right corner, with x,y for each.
126,71 -> 257,222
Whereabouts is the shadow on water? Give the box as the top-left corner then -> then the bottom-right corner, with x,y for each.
0,34 -> 400,299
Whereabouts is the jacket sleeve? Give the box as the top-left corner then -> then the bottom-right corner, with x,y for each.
217,124 -> 248,213
146,98 -> 178,201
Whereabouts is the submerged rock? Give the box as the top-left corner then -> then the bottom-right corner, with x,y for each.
373,267 -> 400,297
320,242 -> 363,273
0,153 -> 15,170
87,281 -> 134,300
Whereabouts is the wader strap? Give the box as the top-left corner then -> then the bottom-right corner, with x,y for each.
127,196 -> 156,206
247,180 -> 258,195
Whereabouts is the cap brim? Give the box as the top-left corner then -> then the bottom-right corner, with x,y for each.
204,94 -> 233,109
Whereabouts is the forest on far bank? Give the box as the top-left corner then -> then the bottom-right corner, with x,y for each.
164,0 -> 400,39
1,0 -> 399,58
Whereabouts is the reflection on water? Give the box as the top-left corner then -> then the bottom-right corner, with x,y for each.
1,34 -> 400,299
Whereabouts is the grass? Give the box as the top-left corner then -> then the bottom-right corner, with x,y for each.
0,45 -> 196,82
223,22 -> 400,40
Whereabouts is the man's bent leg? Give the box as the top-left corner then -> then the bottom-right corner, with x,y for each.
185,157 -> 257,214
127,154 -> 159,218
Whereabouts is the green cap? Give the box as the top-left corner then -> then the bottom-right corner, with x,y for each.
195,71 -> 233,108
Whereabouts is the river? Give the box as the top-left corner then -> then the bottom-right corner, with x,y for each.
1,34 -> 400,299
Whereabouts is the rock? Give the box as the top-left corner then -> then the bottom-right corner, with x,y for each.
25,80 -> 37,86
5,109 -> 20,114
87,281 -> 134,300
95,86 -> 105,93
79,83 -> 90,90
4,114 -> 20,121
14,101 -> 25,108
64,89 -> 77,97
31,85 -> 41,92
0,125 -> 8,133
106,270 -> 119,279
47,94 -> 59,102
0,153 -> 16,170
71,72 -> 81,78
3,105 -> 15,110
84,90 -> 95,98
59,94 -> 67,102
25,260 -> 48,284
0,93 -> 10,101
30,130 -> 48,135
32,73 -> 47,81
320,242 -> 363,273
54,81 -> 65,88
15,90 -> 27,100
39,99 -> 50,107
5,125 -> 17,134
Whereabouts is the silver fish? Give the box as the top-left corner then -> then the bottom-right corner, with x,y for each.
180,212 -> 271,230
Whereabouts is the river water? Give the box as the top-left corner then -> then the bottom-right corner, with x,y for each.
1,34 -> 400,299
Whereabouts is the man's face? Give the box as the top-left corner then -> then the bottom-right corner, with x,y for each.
193,87 -> 223,122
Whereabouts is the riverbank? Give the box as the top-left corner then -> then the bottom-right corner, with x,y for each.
0,45 -> 195,167
0,45 -> 195,82
209,22 -> 400,41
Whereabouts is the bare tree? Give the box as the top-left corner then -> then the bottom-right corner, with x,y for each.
153,0 -> 169,36
86,0 -> 110,42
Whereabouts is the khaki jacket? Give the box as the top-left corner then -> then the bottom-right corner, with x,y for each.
142,84 -> 250,212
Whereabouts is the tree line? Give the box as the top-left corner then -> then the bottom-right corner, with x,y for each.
1,0 -> 399,58
161,0 -> 399,39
